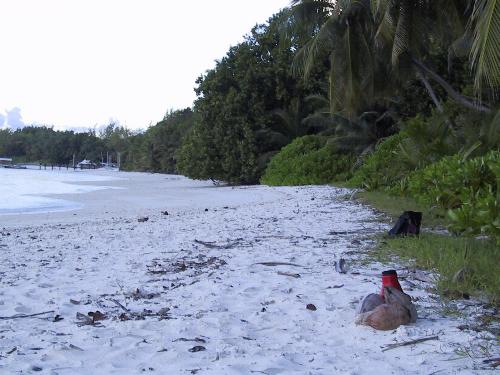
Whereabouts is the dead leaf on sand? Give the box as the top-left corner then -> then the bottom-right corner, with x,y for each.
88,310 -> 106,322
188,346 -> 206,352
306,304 -> 317,311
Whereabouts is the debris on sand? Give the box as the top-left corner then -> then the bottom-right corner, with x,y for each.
333,258 -> 347,273
277,271 -> 301,278
254,261 -> 303,267
188,346 -> 206,352
306,304 -> 317,311
147,255 -> 227,276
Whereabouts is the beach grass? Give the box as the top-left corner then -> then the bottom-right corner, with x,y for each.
354,190 -> 449,228
355,189 -> 500,305
373,234 -> 500,306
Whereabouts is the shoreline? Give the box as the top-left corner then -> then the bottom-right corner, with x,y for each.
0,171 -> 286,228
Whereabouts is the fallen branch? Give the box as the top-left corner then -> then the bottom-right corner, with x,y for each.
277,271 -> 301,278
194,239 -> 242,249
382,335 -> 439,352
173,337 -> 206,343
109,299 -> 130,312
254,262 -> 303,267
0,310 -> 55,320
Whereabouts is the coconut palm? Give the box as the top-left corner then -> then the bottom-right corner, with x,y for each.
289,0 -> 393,118
372,0 -> 498,110
468,0 -> 500,96
327,110 -> 397,155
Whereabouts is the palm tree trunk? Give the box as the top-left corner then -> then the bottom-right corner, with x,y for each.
416,71 -> 444,113
416,71 -> 458,134
410,56 -> 491,113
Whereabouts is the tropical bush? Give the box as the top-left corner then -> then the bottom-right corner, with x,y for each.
261,135 -> 354,186
347,132 -> 409,190
400,151 -> 500,243
397,114 -> 462,167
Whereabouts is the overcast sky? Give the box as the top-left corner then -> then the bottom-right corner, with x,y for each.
0,0 -> 290,130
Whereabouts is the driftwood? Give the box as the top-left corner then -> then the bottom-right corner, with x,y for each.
0,310 -> 55,320
381,335 -> 439,352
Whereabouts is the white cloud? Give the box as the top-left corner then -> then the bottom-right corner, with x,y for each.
4,107 -> 26,129
0,0 -> 290,130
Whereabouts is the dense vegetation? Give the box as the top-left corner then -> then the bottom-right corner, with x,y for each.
177,11 -> 328,184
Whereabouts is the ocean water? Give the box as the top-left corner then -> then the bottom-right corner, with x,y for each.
0,168 -> 119,215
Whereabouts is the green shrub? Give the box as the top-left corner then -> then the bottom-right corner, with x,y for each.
260,135 -> 354,186
348,132 -> 410,190
397,113 -> 461,168
349,111 -> 477,191
401,151 -> 499,243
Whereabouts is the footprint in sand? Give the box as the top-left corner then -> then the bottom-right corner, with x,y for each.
15,304 -> 32,313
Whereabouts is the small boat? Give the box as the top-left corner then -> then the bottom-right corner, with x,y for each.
3,164 -> 27,169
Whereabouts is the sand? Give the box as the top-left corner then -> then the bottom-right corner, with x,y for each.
0,171 -> 497,374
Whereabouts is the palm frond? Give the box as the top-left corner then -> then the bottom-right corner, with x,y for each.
374,0 -> 395,48
391,1 -> 410,66
480,108 -> 500,146
448,30 -> 473,72
291,14 -> 337,78
305,93 -> 330,108
469,0 -> 500,95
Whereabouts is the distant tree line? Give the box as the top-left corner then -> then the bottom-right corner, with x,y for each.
0,126 -> 107,166
0,108 -> 195,172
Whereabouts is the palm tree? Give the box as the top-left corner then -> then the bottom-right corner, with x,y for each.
289,0 -> 392,118
468,0 -> 500,96
327,111 -> 393,155
372,0 -> 498,111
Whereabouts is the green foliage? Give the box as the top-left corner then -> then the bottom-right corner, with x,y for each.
291,0 -> 394,118
348,107 -> 499,191
136,109 -> 195,173
400,151 -> 500,243
348,132 -> 409,190
0,126 -> 106,165
260,135 -> 354,186
178,11 -> 328,184
468,0 -> 500,95
397,114 -> 461,168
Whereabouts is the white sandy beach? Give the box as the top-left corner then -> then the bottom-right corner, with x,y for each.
0,170 -> 497,374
